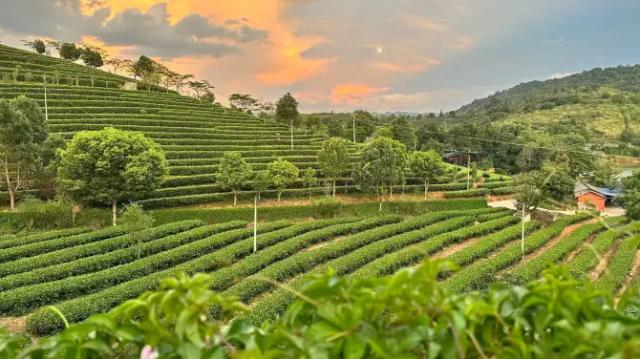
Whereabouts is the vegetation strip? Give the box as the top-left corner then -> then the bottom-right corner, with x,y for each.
0,221 -> 290,316
596,235 -> 640,293
0,221 -> 245,290
0,220 -> 203,276
352,215 -> 519,277
0,225 -> 132,263
566,221 -> 640,280
442,213 -> 592,292
222,211 -> 500,303
503,219 -> 626,284
25,218 -> 357,335
0,227 -> 90,250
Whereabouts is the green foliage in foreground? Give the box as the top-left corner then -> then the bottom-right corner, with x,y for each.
3,261 -> 640,358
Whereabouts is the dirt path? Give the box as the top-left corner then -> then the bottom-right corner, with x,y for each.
564,234 -> 598,263
431,235 -> 486,260
0,316 -> 27,333
618,250 -> 640,295
588,242 -> 621,281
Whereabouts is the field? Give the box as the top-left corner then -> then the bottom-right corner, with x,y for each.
0,198 -> 637,337
0,44 -> 514,209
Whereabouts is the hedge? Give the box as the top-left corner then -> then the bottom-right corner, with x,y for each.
0,220 -> 203,277
0,227 -> 90,250
595,235 -> 640,293
24,217 -> 379,335
567,221 -> 640,279
0,221 -> 290,316
149,198 -> 489,224
223,211 -> 502,303
244,212 -> 501,324
352,215 -> 519,277
0,221 -> 245,290
503,220 -> 618,284
0,225 -> 131,263
444,189 -> 489,198
443,212 -> 593,292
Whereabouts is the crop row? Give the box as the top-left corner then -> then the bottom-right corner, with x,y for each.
567,221 -> 640,279
0,221 -> 291,316
0,221 -> 246,290
352,215 -> 519,277
223,212 -> 508,304
243,212 -> 506,324
595,235 -> 640,293
24,216 -> 389,335
0,225 -> 131,263
503,220 -> 620,284
443,213 -> 593,292
0,220 -> 203,277
0,227 -> 90,250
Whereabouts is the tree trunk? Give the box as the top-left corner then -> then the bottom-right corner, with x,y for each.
8,189 -> 15,211
277,191 -> 282,202
424,179 -> 429,200
332,180 -> 336,197
112,199 -> 117,226
233,192 -> 238,207
389,185 -> 393,200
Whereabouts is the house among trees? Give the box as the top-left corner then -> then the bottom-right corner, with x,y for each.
442,151 -> 480,166
574,182 -> 622,211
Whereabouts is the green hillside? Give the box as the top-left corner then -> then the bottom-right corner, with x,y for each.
0,44 -> 512,208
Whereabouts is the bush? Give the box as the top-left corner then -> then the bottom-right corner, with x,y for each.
12,198 -> 73,230
311,198 -> 343,218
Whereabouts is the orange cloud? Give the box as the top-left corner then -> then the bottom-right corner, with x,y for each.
370,58 -> 440,73
331,84 -> 389,104
404,15 -> 447,32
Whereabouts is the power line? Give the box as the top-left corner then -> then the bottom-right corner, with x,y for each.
356,117 -> 634,160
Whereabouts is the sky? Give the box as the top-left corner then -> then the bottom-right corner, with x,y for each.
0,0 -> 639,113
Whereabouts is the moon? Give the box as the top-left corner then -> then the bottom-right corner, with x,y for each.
376,46 -> 383,54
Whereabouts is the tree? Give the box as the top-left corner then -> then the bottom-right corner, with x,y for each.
0,96 -> 48,210
119,203 -> 155,258
215,152 -> 252,206
317,137 -> 351,197
188,80 -> 214,99
621,171 -> 640,219
229,94 -> 258,112
391,116 -> 417,150
105,58 -> 129,75
267,159 -> 299,202
301,168 -> 317,198
276,93 -> 300,150
133,55 -> 156,80
358,137 -> 408,209
57,128 -> 168,226
80,47 -> 104,68
252,171 -> 271,201
409,150 -> 446,199
23,39 -> 46,54
59,43 -> 81,61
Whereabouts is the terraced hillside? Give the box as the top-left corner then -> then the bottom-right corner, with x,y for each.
0,203 -> 636,336
0,44 -> 514,208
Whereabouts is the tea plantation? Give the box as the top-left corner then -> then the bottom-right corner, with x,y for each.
0,44 -> 513,208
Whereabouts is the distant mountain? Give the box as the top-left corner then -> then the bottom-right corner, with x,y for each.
450,65 -> 640,121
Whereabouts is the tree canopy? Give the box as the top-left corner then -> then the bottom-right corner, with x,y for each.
358,136 -> 408,206
318,137 -> 352,197
267,159 -> 299,202
215,152 -> 253,206
409,150 -> 446,199
57,128 -> 168,225
275,93 -> 300,126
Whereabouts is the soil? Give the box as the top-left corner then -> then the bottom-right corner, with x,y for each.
487,195 -> 515,202
0,316 -> 27,333
618,250 -> 640,295
589,242 -> 621,281
431,236 -> 485,260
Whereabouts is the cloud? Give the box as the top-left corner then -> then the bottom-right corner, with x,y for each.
543,37 -> 565,44
330,84 -> 389,104
404,14 -> 447,32
0,1 -> 268,58
370,58 -> 440,73
451,35 -> 474,51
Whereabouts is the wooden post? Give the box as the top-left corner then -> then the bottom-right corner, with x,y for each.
253,195 -> 258,252
521,203 -> 526,260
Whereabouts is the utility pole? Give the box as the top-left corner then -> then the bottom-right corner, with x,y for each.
521,203 -> 526,260
253,195 -> 258,252
466,151 -> 471,190
44,86 -> 49,122
290,118 -> 294,150
352,112 -> 356,143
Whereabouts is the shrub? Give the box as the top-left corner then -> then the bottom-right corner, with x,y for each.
311,197 -> 343,218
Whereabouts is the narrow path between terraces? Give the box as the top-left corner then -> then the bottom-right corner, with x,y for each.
0,316 -> 27,333
589,242 -> 622,281
499,218 -> 601,273
618,250 -> 640,295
